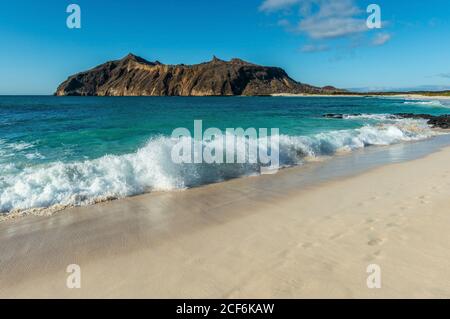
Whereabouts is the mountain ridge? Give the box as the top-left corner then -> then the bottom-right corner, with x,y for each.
55,54 -> 343,96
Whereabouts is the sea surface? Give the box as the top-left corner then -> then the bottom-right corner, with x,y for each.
1,96 -> 449,214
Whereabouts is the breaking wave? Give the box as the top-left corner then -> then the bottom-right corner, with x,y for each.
403,100 -> 447,108
0,117 -> 437,214
341,113 -> 399,120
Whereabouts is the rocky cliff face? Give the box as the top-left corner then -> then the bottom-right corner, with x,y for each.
55,53 -> 341,96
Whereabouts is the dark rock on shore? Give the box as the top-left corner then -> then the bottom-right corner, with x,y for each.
55,53 -> 344,96
395,113 -> 450,129
323,113 -> 364,119
323,113 -> 450,129
323,113 -> 350,119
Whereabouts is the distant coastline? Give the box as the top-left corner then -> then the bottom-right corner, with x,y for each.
271,92 -> 450,99
2,93 -> 450,99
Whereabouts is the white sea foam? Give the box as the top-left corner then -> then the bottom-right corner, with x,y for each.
24,152 -> 45,160
0,141 -> 38,163
9,142 -> 34,151
0,119 -> 437,214
403,100 -> 447,108
342,113 -> 399,120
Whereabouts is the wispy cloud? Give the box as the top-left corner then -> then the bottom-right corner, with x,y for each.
260,0 -> 368,40
300,43 -> 330,53
259,0 -> 301,12
277,19 -> 291,27
437,73 -> 450,79
372,33 -> 391,46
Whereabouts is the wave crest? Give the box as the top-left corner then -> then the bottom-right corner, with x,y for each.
0,119 -> 436,213
403,100 -> 448,108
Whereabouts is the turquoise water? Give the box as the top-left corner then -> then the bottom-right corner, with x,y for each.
0,96 -> 449,213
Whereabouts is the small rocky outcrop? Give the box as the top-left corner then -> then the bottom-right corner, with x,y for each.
323,113 -> 450,129
395,113 -> 450,129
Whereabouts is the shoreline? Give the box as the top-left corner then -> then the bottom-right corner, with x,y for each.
2,131 -> 448,224
3,93 -> 450,99
2,136 -> 450,297
382,94 -> 450,100
271,93 -> 450,99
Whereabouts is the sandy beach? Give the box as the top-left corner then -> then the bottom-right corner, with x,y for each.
2,141 -> 450,298
386,94 -> 450,100
271,93 -> 450,100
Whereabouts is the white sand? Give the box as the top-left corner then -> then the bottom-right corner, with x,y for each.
388,94 -> 450,100
2,147 -> 450,298
271,93 -> 450,100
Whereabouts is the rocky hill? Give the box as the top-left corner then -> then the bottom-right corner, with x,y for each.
55,53 -> 342,96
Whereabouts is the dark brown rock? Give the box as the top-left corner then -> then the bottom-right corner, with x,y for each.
395,113 -> 450,129
55,53 -> 343,96
323,113 -> 450,129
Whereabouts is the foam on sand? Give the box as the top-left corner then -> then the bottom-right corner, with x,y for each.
3,141 -> 450,298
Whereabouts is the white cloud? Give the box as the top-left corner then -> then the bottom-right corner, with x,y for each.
300,43 -> 330,53
299,16 -> 367,39
261,0 -> 368,40
438,73 -> 450,79
372,33 -> 391,46
259,0 -> 301,12
277,19 -> 291,27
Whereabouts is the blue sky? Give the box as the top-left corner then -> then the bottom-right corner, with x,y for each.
0,0 -> 449,94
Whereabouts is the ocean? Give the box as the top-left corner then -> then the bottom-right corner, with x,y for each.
1,95 -> 449,214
